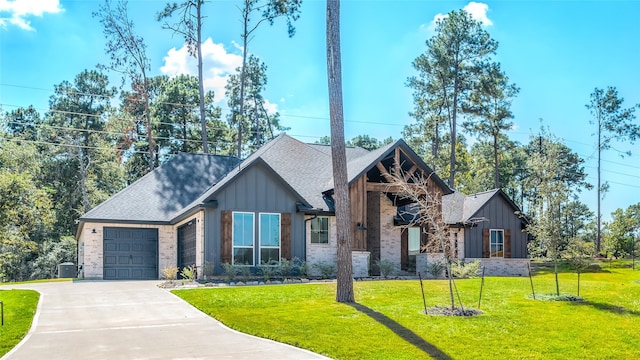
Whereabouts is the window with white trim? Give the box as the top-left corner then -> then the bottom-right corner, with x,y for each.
310,217 -> 329,244
490,229 -> 504,258
233,212 -> 254,265
259,213 -> 281,264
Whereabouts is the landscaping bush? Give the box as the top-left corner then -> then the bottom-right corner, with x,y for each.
425,260 -> 446,279
222,263 -> 238,282
180,265 -> 196,281
292,257 -> 308,278
258,260 -> 278,281
451,260 -> 481,278
162,265 -> 178,280
374,259 -> 395,278
312,261 -> 336,279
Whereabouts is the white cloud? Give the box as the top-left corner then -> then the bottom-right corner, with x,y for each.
426,1 -> 492,32
0,0 -> 63,31
264,99 -> 278,115
463,2 -> 493,26
160,38 -> 243,103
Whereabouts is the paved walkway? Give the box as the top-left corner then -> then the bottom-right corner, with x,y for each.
2,281 -> 330,360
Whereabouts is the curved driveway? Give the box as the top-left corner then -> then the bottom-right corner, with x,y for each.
2,281 -> 330,360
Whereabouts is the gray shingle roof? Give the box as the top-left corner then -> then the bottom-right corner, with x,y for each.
80,153 -> 240,223
442,189 -> 516,225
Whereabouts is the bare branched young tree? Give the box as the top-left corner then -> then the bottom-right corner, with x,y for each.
95,0 -> 156,172
387,169 -> 459,310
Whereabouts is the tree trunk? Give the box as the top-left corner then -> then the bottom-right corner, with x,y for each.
596,111 -> 602,253
196,0 -> 209,154
78,146 -> 90,214
236,0 -> 250,159
326,0 -> 354,303
449,68 -> 459,189
493,132 -> 500,188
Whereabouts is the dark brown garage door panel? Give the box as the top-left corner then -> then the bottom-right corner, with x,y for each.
104,227 -> 158,280
178,220 -> 197,276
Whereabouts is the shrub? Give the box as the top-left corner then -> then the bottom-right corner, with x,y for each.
425,260 -> 446,279
293,257 -> 308,278
374,259 -> 395,278
162,265 -> 178,281
312,261 -> 336,279
240,266 -> 251,282
180,265 -> 196,281
278,258 -> 293,280
451,260 -> 481,278
222,263 -> 238,282
258,260 -> 278,281
202,261 -> 214,280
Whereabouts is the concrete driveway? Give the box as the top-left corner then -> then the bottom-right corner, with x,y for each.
1,281 -> 330,360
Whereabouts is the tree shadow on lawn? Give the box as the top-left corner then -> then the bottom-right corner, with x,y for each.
349,303 -> 452,360
570,300 -> 640,316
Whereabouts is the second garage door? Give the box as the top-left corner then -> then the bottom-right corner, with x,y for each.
177,220 -> 196,277
103,227 -> 158,280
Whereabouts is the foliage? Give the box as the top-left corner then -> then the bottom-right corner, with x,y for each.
202,261 -> 214,279
292,257 -> 308,278
258,260 -> 278,281
451,260 -> 481,278
587,86 -> 639,252
180,265 -> 196,281
407,8 -> 498,188
463,62 -> 519,189
240,266 -> 251,282
312,261 -> 336,279
374,259 -> 395,278
424,260 -> 446,279
0,290 -> 40,357
94,0 -> 156,172
30,237 -> 77,280
277,258 -> 293,280
156,0 -> 210,153
162,265 -> 179,281
226,54 -> 289,155
346,135 -> 393,151
603,202 -> 640,258
174,268 -> 640,360
222,263 -> 239,282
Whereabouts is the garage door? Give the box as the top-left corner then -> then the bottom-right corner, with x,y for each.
177,220 -> 196,278
104,227 -> 158,280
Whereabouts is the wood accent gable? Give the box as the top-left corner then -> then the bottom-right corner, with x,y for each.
221,210 -> 232,264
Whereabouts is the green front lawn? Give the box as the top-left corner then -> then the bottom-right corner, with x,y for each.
174,268 -> 640,359
0,290 -> 40,357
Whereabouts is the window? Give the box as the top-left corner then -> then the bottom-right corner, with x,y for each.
490,229 -> 504,258
408,227 -> 421,271
233,212 -> 254,265
259,213 -> 281,264
310,217 -> 329,244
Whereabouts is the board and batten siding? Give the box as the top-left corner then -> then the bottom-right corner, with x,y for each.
204,163 -> 306,274
464,194 -> 528,259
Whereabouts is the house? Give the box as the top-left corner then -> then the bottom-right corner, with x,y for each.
441,189 -> 530,276
76,134 -> 528,280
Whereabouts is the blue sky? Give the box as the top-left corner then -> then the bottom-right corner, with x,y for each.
1,0 -> 639,222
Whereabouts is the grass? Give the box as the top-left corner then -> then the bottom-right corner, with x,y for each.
0,289 -> 40,357
0,278 -> 73,286
174,268 -> 640,359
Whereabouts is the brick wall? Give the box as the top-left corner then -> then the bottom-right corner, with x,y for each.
306,215 -> 338,277
352,251 -> 370,278
466,258 -> 530,276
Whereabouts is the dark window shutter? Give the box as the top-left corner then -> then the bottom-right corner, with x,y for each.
504,229 -> 512,258
221,211 -> 232,264
482,228 -> 490,258
281,213 -> 291,260
401,229 -> 408,271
